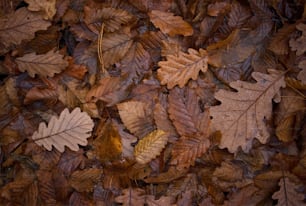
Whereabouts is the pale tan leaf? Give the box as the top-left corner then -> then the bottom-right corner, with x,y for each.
102,32 -> 133,68
25,0 -> 56,20
134,130 -> 168,164
84,6 -> 135,33
32,107 -> 94,152
0,8 -> 50,47
148,10 -> 193,37
118,100 -> 155,138
157,48 -> 208,89
272,177 -> 305,206
115,188 -> 145,206
16,50 -> 68,78
69,168 -> 102,192
290,23 -> 306,56
210,70 -> 286,153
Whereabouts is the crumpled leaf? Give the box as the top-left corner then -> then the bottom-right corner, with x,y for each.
0,8 -> 50,47
134,130 -> 168,164
118,100 -> 155,138
157,48 -> 208,89
272,177 -> 305,206
32,107 -> 94,152
16,50 -> 68,78
69,168 -> 102,192
290,23 -> 306,56
148,10 -> 193,37
210,70 -> 286,153
25,0 -> 57,20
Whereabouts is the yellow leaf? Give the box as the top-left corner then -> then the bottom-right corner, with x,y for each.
134,130 -> 168,164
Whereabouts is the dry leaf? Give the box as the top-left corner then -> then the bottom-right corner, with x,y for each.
298,60 -> 306,84
286,77 -> 306,90
148,10 -> 193,37
115,188 -> 146,206
118,100 -> 155,138
25,0 -> 57,20
272,177 -> 305,206
32,107 -> 94,152
69,168 -> 102,192
210,70 -> 286,153
290,23 -> 306,56
157,48 -> 208,89
134,130 -> 168,164
0,8 -> 50,48
16,50 -> 68,78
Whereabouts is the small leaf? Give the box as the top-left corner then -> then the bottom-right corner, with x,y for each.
16,50 -> 68,78
32,107 -> 94,152
69,168 -> 102,192
148,10 -> 193,37
157,48 -> 208,89
134,130 -> 168,164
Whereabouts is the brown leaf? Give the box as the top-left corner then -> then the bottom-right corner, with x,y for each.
148,10 -> 193,37
32,107 -> 94,152
16,50 -> 68,78
58,149 -> 86,176
207,2 -> 230,17
25,0 -> 56,20
115,188 -> 146,206
118,100 -> 155,138
290,23 -> 306,56
134,130 -> 168,164
298,60 -> 306,84
69,168 -> 102,192
102,32 -> 133,68
69,191 -> 93,206
213,161 -> 243,182
0,8 -> 50,47
24,87 -> 58,105
286,77 -> 306,90
157,48 -> 208,89
272,177 -> 305,206
210,70 -> 286,153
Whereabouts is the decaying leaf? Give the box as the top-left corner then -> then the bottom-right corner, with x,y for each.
272,177 -> 305,206
134,130 -> 168,164
148,10 -> 193,37
157,48 -> 208,89
25,0 -> 57,20
210,70 -> 286,153
16,50 -> 68,78
69,168 -> 102,192
32,107 -> 94,152
0,8 -> 50,48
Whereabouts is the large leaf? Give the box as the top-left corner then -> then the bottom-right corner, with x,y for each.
134,130 -> 168,164
148,10 -> 193,36
16,50 -> 68,77
210,70 -> 286,153
157,48 -> 208,89
0,8 -> 50,47
32,107 -> 94,152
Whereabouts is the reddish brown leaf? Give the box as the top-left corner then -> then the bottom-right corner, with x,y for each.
69,168 -> 102,192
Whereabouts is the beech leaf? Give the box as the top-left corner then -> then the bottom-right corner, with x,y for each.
210,70 -> 286,153
16,50 -> 68,78
157,48 -> 208,89
148,10 -> 193,37
32,107 -> 94,152
134,130 -> 168,164
0,8 -> 51,47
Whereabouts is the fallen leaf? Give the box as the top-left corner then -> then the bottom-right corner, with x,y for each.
25,0 -> 57,20
210,70 -> 286,153
134,130 -> 168,164
0,8 -> 50,48
31,107 -> 94,152
157,48 -> 208,89
298,60 -> 306,84
115,188 -> 145,206
148,10 -> 193,37
69,168 -> 102,192
16,50 -> 68,78
290,23 -> 306,56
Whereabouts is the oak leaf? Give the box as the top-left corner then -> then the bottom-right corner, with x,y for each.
16,50 -> 68,78
0,8 -> 50,48
210,70 -> 286,153
272,177 -> 305,206
31,107 -> 94,152
157,48 -> 208,89
148,10 -> 193,37
25,0 -> 57,20
118,100 -> 155,138
134,130 -> 168,164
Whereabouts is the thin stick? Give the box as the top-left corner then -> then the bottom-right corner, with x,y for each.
98,23 -> 107,75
